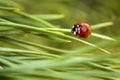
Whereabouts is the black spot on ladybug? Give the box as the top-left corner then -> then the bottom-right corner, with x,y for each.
82,34 -> 85,37
86,28 -> 89,32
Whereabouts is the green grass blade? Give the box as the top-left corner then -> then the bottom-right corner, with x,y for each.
0,47 -> 60,58
0,7 -> 56,28
41,28 -> 70,33
0,56 -> 16,68
35,34 -> 71,43
85,62 -> 116,72
34,14 -> 64,20
0,0 -> 21,8
92,22 -> 113,29
14,11 -> 57,28
0,18 -> 10,22
63,35 -> 110,54
92,33 -> 116,41
0,36 -> 68,53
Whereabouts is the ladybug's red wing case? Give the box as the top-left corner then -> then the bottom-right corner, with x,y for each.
78,22 -> 92,38
71,22 -> 92,38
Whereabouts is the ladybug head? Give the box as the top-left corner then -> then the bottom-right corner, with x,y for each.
71,25 -> 77,35
71,25 -> 82,35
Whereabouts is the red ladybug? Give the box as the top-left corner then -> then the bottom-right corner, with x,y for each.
71,22 -> 92,38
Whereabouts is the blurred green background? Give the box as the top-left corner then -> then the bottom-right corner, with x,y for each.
11,0 -> 120,52
0,0 -> 120,80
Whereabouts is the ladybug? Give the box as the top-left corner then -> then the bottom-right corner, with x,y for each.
71,22 -> 92,38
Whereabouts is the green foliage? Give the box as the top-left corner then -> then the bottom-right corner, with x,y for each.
0,0 -> 119,80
